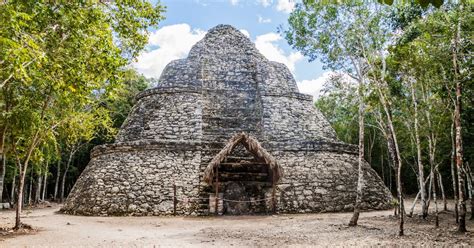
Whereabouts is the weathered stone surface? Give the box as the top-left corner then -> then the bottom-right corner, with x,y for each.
62,25 -> 392,216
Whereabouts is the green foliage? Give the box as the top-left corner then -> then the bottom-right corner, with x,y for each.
379,0 -> 445,8
0,1 -> 164,206
316,74 -> 359,144
106,69 -> 150,130
285,1 -> 473,196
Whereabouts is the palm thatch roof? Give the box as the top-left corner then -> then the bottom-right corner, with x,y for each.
203,132 -> 283,185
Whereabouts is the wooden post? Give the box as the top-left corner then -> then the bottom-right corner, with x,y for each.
173,183 -> 177,216
215,165 -> 219,216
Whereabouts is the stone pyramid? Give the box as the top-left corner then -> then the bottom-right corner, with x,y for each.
62,25 -> 392,216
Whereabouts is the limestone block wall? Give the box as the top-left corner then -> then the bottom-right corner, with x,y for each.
256,62 -> 298,95
157,59 -> 201,87
63,25 -> 393,217
62,144 -> 202,216
261,95 -> 337,141
116,89 -> 202,142
274,151 -> 392,213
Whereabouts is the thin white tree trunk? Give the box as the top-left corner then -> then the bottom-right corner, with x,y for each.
42,166 -> 48,201
453,3 -> 466,232
464,164 -> 473,220
431,169 -> 439,227
27,171 -> 33,206
450,116 -> 459,221
408,191 -> 420,218
427,173 -> 432,209
381,150 -> 385,185
436,168 -> 447,211
14,128 -> 43,229
0,154 -> 5,203
377,88 -> 405,236
409,79 -> 427,218
408,176 -> 430,217
54,160 -> 61,201
0,126 -> 6,203
34,173 -> 42,204
15,162 -> 26,229
10,167 -> 16,205
349,78 -> 365,226
60,148 -> 75,202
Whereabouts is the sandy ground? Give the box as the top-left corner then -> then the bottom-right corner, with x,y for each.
0,200 -> 473,247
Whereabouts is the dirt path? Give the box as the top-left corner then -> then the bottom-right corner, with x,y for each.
0,200 -> 472,247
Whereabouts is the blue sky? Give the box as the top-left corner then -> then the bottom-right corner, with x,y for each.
134,0 -> 331,99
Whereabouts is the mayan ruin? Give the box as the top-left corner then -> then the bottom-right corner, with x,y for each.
3,1 -> 474,246
61,25 -> 392,216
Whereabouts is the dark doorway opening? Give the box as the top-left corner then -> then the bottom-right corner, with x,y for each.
203,133 -> 283,215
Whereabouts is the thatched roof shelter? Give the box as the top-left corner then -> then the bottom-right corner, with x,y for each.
203,132 -> 283,185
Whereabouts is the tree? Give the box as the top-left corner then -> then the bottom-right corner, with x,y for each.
0,0 -> 164,230
378,0 -> 446,8
452,3 -> 467,233
57,108 -> 110,202
284,1 -> 408,234
284,1 -> 371,225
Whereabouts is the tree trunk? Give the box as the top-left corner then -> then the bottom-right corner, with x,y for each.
367,130 -> 375,165
385,126 -> 396,188
60,149 -> 74,202
27,171 -> 33,206
409,79 -> 427,219
450,117 -> 459,222
0,126 -> 6,203
349,79 -> 365,226
464,164 -> 473,220
42,166 -> 48,201
14,163 -> 26,229
10,167 -> 16,205
453,3 -> 466,232
14,128 -> 42,229
0,154 -> 5,203
427,173 -> 432,209
466,171 -> 473,220
381,150 -> 385,185
54,160 -> 61,201
35,173 -> 42,204
408,191 -> 420,218
389,156 -> 392,192
431,168 -> 439,227
377,87 -> 404,236
408,176 -> 430,217
436,168 -> 447,211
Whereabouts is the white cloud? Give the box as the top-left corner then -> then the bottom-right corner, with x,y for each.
258,0 -> 273,7
297,72 -> 334,101
255,32 -> 303,72
258,15 -> 272,24
134,24 -> 206,78
276,0 -> 295,14
135,27 -> 303,80
239,29 -> 250,38
297,72 -> 358,100
230,0 -> 240,6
